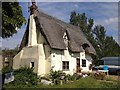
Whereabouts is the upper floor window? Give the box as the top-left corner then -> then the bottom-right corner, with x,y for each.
82,43 -> 90,49
63,32 -> 69,47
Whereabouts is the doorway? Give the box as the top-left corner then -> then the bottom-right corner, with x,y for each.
76,58 -> 81,73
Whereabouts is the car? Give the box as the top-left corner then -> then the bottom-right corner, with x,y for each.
93,57 -> 120,75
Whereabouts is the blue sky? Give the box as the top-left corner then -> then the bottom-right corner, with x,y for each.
2,2 -> 119,49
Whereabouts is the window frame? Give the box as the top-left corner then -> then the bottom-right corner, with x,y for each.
62,61 -> 69,71
82,59 -> 86,67
30,62 -> 34,68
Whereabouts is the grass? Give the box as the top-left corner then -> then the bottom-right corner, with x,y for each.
37,77 -> 118,88
4,76 -> 119,88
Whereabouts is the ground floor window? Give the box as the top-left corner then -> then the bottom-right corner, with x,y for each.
82,59 -> 86,67
62,61 -> 69,70
30,62 -> 34,68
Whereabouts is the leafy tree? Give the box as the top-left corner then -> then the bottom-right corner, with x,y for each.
93,25 -> 120,59
2,2 -> 26,38
70,11 -> 120,64
2,47 -> 19,58
103,36 -> 120,56
70,11 -> 95,46
93,25 -> 106,58
2,46 -> 19,73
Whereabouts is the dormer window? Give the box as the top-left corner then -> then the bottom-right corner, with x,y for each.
63,32 -> 69,47
82,43 -> 90,53
82,43 -> 90,49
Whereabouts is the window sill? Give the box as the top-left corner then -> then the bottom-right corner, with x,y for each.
62,69 -> 70,71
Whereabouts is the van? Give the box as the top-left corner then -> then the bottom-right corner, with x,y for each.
93,57 -> 120,75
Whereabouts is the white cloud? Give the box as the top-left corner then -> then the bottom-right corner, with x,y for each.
105,17 -> 118,24
74,4 -> 79,8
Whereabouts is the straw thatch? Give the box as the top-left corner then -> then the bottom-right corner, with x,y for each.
19,10 -> 96,55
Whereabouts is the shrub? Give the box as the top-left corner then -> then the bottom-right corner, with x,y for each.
49,69 -> 65,84
90,72 -> 106,80
65,74 -> 75,81
4,67 -> 38,87
73,73 -> 83,80
50,70 -> 63,79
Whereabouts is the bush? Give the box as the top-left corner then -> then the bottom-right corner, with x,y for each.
2,66 -> 13,74
90,72 -> 106,80
4,67 -> 38,87
73,73 -> 82,80
65,74 -> 75,81
49,69 -> 65,84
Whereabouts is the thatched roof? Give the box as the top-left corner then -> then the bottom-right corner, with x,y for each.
20,10 -> 96,55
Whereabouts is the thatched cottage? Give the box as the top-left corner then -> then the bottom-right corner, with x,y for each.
13,2 -> 96,76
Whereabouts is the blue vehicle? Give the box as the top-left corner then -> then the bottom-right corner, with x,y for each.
93,57 -> 120,75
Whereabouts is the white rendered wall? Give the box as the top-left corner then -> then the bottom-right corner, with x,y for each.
81,54 -> 92,72
28,15 -> 37,46
13,44 -> 48,76
51,49 -> 92,75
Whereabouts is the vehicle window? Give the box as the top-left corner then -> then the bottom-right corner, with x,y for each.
99,60 -> 104,65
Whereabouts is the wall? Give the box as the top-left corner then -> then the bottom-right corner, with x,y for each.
81,54 -> 92,72
13,50 -> 23,69
37,25 -> 51,75
13,45 -> 40,74
13,45 -> 92,75
51,49 -> 92,75
44,45 -> 51,74
13,44 -> 51,76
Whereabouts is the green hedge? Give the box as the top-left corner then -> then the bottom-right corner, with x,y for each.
4,67 -> 38,87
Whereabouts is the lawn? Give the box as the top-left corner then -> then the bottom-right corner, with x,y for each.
36,76 -> 119,88
4,76 -> 119,89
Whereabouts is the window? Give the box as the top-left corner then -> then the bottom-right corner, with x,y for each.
63,32 -> 69,47
82,59 -> 86,67
30,62 -> 34,68
99,60 -> 104,65
82,43 -> 90,49
62,61 -> 69,70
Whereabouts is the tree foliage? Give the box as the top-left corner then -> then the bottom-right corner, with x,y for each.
70,11 -> 95,46
70,11 -> 120,63
2,46 -> 19,73
93,25 -> 120,59
2,46 -> 19,58
2,2 -> 26,38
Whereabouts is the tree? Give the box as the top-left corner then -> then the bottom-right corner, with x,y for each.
93,25 -> 106,58
2,46 -> 19,72
70,11 -> 95,46
93,25 -> 120,59
2,2 -> 26,38
69,11 -> 120,64
104,36 -> 120,56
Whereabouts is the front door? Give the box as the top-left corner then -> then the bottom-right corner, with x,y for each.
76,58 -> 80,73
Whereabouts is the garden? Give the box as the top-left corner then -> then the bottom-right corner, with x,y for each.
3,67 -> 120,89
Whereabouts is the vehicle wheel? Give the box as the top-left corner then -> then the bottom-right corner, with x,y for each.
116,70 -> 120,75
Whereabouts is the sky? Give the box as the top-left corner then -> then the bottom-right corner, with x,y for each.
2,1 -> 119,49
